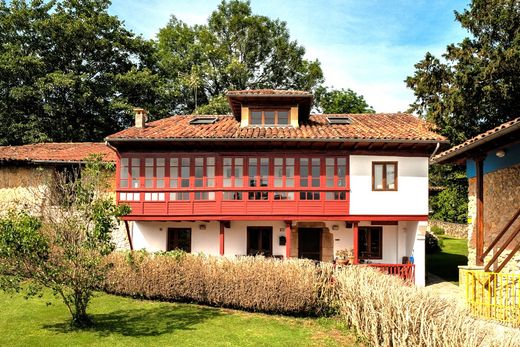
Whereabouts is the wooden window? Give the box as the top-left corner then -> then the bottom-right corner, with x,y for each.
358,226 -> 382,260
130,158 -> 140,188
248,157 -> 269,200
167,228 -> 191,252
325,191 -> 346,200
144,192 -> 165,201
169,158 -> 178,188
145,158 -> 165,188
194,157 -> 215,200
249,109 -> 290,126
247,227 -> 272,256
372,162 -> 397,191
170,192 -> 190,200
120,158 -> 129,188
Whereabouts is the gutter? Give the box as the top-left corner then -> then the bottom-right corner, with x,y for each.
106,137 -> 448,145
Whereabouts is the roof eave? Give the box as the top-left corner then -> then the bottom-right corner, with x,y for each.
432,122 -> 520,164
106,137 -> 447,144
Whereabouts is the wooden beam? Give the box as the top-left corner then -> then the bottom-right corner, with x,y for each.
124,220 -> 134,251
285,221 -> 292,259
494,239 -> 520,273
481,207 -> 520,262
353,222 -> 359,264
475,158 -> 484,266
219,221 -> 225,256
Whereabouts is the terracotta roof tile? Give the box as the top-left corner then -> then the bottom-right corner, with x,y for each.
226,89 -> 312,96
0,143 -> 116,163
106,113 -> 446,142
432,117 -> 520,163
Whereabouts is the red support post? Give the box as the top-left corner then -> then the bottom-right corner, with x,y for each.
285,221 -> 292,259
475,158 -> 484,266
219,221 -> 225,256
353,221 -> 359,264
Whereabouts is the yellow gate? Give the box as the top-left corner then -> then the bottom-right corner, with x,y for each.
463,269 -> 520,326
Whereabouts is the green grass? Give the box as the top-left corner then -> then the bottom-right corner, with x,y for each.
0,289 -> 359,347
426,235 -> 468,284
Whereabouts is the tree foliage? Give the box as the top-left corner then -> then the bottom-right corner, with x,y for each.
0,0 -> 166,145
0,156 -> 130,326
429,165 -> 468,224
406,0 -> 520,144
314,87 -> 375,114
156,0 -> 324,114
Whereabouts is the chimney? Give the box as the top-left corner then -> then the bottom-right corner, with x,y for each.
134,107 -> 148,128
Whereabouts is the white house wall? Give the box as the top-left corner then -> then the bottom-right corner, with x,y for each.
349,155 -> 429,215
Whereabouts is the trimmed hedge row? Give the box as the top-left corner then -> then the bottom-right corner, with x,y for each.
104,251 -> 335,315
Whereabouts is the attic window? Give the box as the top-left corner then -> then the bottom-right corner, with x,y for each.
190,117 -> 218,125
327,116 -> 352,125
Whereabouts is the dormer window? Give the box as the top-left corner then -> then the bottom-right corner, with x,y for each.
250,109 -> 290,126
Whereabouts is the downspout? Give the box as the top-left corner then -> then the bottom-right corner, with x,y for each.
429,142 -> 441,161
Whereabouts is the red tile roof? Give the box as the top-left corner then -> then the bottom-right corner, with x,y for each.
0,143 -> 116,163
226,89 -> 312,97
432,117 -> 520,163
106,113 -> 446,142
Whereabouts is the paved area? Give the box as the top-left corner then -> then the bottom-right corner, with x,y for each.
424,272 -> 465,306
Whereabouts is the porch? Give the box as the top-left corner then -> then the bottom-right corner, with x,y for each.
127,219 -> 424,284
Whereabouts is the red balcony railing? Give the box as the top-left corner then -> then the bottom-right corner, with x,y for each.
365,263 -> 415,283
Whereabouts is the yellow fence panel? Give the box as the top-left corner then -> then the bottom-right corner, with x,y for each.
462,269 -> 520,326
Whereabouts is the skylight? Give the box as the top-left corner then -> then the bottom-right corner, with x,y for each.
327,116 -> 352,125
190,117 -> 218,125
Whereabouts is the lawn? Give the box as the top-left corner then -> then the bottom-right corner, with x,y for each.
0,289 -> 359,347
426,235 -> 468,284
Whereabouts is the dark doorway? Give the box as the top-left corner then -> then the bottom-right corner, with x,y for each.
167,228 -> 191,252
247,226 -> 273,256
298,228 -> 322,261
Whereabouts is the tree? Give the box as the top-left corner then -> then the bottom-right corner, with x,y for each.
314,87 -> 375,114
156,0 -> 324,114
0,0 -> 166,145
406,0 -> 520,144
0,157 -> 129,326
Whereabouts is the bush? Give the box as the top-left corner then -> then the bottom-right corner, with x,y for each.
105,252 -> 336,315
430,225 -> 445,235
425,231 -> 442,253
335,266 -> 520,347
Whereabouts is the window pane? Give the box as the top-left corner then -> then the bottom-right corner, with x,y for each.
264,111 -> 275,124
249,158 -> 257,187
278,111 -> 289,125
338,159 -> 346,187
374,164 -> 383,190
387,164 -> 396,189
326,158 -> 334,187
145,158 -> 153,166
300,158 -> 308,187
311,158 -> 320,187
260,158 -> 268,186
251,111 -> 262,125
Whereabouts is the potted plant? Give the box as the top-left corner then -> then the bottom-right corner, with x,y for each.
335,248 -> 354,266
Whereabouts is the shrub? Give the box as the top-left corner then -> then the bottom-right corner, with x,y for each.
430,225 -> 445,235
425,231 -> 442,253
335,266 -> 520,347
105,252 -> 336,315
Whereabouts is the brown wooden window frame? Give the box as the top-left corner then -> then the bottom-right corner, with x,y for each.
167,228 -> 192,252
249,109 -> 290,126
358,226 -> 383,260
246,226 -> 273,256
372,161 -> 398,191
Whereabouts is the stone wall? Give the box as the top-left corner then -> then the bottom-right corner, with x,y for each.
428,220 -> 468,239
467,163 -> 520,273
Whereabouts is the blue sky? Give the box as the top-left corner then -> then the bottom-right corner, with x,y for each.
109,0 -> 470,112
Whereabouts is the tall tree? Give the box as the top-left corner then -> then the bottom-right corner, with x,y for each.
406,0 -> 520,144
314,87 -> 375,114
0,0 -> 166,145
156,0 -> 324,114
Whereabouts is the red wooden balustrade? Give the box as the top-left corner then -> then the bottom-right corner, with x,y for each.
364,263 -> 415,282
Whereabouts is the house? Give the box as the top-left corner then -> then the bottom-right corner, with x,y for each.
432,117 -> 520,273
105,89 -> 447,286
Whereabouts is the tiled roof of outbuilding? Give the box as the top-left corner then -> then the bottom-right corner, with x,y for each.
0,143 -> 116,163
106,113 -> 446,142
432,117 -> 520,163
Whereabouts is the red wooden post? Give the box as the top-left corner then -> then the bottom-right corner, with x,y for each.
285,221 -> 292,259
475,158 -> 484,266
353,221 -> 359,264
219,221 -> 225,256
